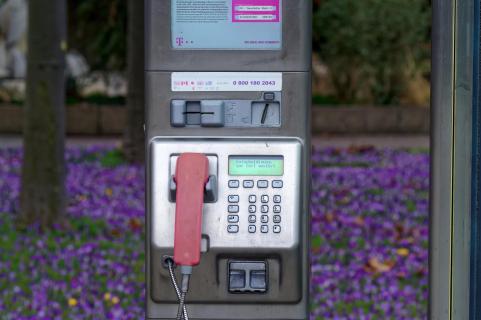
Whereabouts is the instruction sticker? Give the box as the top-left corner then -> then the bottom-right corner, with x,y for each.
171,0 -> 282,50
172,72 -> 282,92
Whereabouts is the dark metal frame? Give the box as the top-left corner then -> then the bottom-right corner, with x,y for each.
431,0 -> 475,319
470,0 -> 481,319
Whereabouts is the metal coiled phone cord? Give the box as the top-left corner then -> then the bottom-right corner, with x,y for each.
167,259 -> 189,320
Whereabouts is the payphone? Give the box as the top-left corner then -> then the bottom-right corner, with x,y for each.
146,1 -> 311,319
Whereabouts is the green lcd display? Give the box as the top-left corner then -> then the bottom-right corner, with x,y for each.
229,156 -> 284,176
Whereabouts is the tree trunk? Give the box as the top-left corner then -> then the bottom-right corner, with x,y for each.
123,0 -> 145,163
19,0 -> 67,229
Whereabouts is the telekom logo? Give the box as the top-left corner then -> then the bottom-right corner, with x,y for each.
176,37 -> 184,46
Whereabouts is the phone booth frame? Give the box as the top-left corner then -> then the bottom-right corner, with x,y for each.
431,0 -> 480,319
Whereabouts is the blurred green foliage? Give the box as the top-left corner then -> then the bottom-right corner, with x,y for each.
312,94 -> 340,106
66,0 -> 430,106
78,148 -> 127,167
100,149 -> 127,168
313,0 -> 430,105
68,0 -> 127,71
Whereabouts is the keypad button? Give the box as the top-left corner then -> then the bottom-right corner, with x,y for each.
248,225 -> 256,233
272,180 -> 283,188
248,205 -> 256,214
228,215 -> 239,223
257,180 -> 268,188
273,195 -> 282,203
261,195 -> 269,203
273,225 -> 281,233
228,225 -> 239,233
229,180 -> 240,188
261,215 -> 269,223
248,215 -> 257,223
273,205 -> 281,214
228,205 -> 239,213
243,180 -> 254,188
261,225 -> 269,233
273,215 -> 281,223
261,205 -> 269,213
249,195 -> 257,203
228,195 -> 239,203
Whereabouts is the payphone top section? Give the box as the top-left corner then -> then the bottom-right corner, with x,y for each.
146,0 -> 312,72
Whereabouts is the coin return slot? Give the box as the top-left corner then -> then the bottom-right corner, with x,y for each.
228,261 -> 267,293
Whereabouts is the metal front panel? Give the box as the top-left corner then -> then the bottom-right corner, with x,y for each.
151,138 -> 301,250
146,72 -> 310,139
171,92 -> 283,128
145,70 -> 310,320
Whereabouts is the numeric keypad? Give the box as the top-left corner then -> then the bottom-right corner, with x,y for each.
227,179 -> 283,234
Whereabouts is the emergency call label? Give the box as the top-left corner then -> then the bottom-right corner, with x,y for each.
172,72 -> 282,92
171,0 -> 282,50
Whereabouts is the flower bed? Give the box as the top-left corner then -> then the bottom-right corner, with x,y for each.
0,146 -> 429,319
310,147 -> 429,318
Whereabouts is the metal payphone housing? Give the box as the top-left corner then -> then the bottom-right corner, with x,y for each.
146,1 -> 311,319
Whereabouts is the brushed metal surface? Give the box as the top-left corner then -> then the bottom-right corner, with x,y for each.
151,138 -> 301,250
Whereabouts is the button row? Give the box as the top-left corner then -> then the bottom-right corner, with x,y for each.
248,195 -> 282,204
228,195 -> 282,204
234,206 -> 279,214
248,225 -> 281,234
246,205 -> 281,214
228,224 -> 281,234
227,195 -> 282,208
247,215 -> 281,224
229,180 -> 283,189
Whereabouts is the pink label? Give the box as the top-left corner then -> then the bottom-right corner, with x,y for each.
232,0 -> 280,23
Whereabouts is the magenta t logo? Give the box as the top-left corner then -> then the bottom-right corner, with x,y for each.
176,37 -> 184,46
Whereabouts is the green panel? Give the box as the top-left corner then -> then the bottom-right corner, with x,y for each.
229,156 -> 284,176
